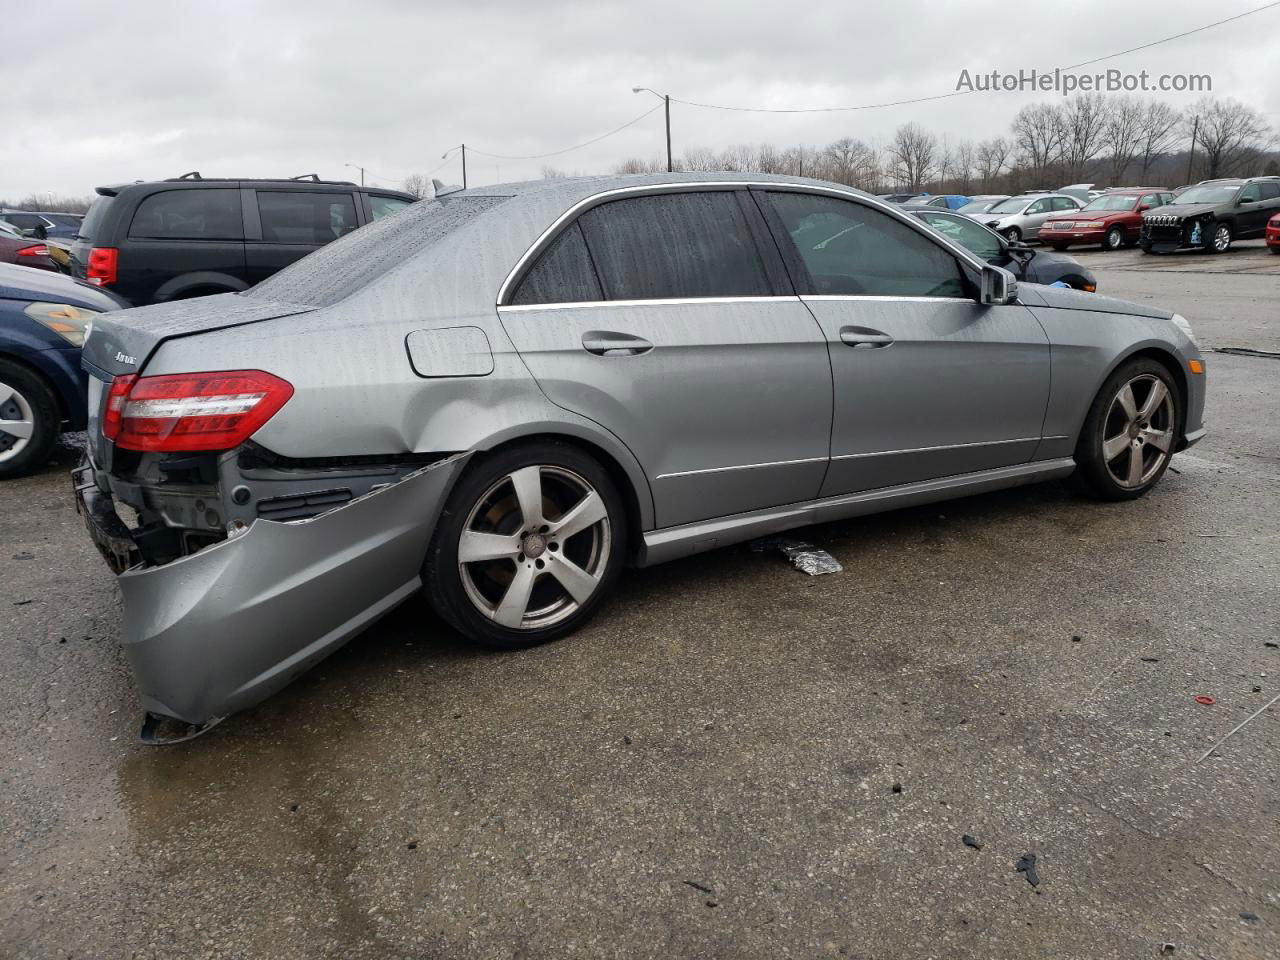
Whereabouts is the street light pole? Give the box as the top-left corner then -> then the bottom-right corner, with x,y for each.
344,163 -> 365,186
440,145 -> 468,190
632,87 -> 672,172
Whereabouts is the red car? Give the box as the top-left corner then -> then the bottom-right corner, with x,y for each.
0,220 -> 57,272
1267,212 -> 1280,254
1043,188 -> 1176,251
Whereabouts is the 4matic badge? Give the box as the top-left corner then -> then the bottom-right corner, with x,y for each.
114,351 -> 137,366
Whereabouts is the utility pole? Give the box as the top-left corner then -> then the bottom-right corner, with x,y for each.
461,143 -> 468,190
633,87 -> 673,172
1185,116 -> 1199,184
664,95 -> 672,173
344,163 -> 365,186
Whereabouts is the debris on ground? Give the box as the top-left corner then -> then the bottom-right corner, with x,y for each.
962,834 -> 983,851
682,880 -> 713,895
1072,634 -> 1083,643
1015,853 -> 1040,886
11,552 -> 34,560
891,782 -> 902,794
1194,695 -> 1216,706
748,537 -> 842,576
1140,657 -> 1160,663
1159,943 -> 1175,955
12,599 -> 33,606
1239,911 -> 1260,924
1196,692 -> 1280,763
1265,642 -> 1278,649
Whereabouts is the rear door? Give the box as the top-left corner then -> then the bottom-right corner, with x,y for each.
498,186 -> 834,529
756,188 -> 1050,497
245,189 -> 361,285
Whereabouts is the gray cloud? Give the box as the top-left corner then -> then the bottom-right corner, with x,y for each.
2,0 -> 1276,198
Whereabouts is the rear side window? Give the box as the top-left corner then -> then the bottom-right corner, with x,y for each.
258,191 -> 358,244
511,223 -> 603,305
78,197 -> 113,240
763,191 -> 966,298
129,189 -> 243,240
370,195 -> 412,219
576,191 -> 772,300
1259,182 -> 1280,201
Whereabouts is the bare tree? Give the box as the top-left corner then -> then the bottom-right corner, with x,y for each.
952,141 -> 976,193
1101,96 -> 1145,185
1011,103 -> 1066,182
1135,100 -> 1182,181
976,137 -> 1011,187
1187,97 -> 1272,179
3,193 -> 94,214
1058,94 -> 1111,182
887,123 -> 937,191
401,173 -> 431,198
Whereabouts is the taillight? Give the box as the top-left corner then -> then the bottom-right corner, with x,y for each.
103,370 -> 293,452
86,247 -> 118,286
17,244 -> 49,258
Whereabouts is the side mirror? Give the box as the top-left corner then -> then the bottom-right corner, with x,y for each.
980,264 -> 1017,305
1137,204 -> 1150,212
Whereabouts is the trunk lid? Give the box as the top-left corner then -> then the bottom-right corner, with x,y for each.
82,294 -> 313,468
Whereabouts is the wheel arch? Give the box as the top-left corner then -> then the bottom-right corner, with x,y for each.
0,349 -> 79,429
153,271 -> 247,302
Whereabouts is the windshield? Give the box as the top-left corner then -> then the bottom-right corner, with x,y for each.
987,197 -> 1030,214
1083,194 -> 1139,211
248,195 -> 505,307
957,200 -> 997,213
1171,184 -> 1239,205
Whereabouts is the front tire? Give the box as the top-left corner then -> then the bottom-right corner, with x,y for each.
1002,227 -> 1022,243
1206,221 -> 1231,254
1073,358 -> 1180,501
1104,226 -> 1124,250
424,441 -> 628,650
0,359 -> 60,479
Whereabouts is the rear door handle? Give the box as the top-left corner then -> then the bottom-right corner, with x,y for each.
839,326 -> 894,349
582,331 -> 654,357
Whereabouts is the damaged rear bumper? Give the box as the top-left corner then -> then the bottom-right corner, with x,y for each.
75,454 -> 467,726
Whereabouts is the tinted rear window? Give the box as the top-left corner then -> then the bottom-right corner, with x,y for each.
510,223 -> 603,305
78,197 -> 113,241
129,189 -> 243,240
258,191 -> 358,244
247,195 -> 504,308
577,191 -> 771,300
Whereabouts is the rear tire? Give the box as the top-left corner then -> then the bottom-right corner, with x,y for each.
1073,358 -> 1180,501
423,441 -> 628,651
0,359 -> 60,480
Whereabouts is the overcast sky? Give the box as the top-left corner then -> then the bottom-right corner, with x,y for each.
3,0 -> 1278,200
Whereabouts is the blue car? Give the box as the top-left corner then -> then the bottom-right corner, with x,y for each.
911,194 -> 972,210
0,263 -> 125,477
0,210 -> 83,241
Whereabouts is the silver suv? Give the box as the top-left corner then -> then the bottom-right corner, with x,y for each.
74,173 -> 1205,736
974,193 -> 1084,242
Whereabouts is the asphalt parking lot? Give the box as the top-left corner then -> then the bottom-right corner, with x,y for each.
2,242 -> 1278,960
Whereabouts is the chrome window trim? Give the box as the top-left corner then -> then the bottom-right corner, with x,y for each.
495,179 -> 991,307
656,455 -> 828,481
498,295 -> 795,313
801,295 -> 976,304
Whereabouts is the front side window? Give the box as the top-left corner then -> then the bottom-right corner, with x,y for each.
258,191 -> 358,244
575,191 -> 772,301
920,212 -> 1003,261
510,222 -> 603,305
370,195 -> 412,220
129,189 -> 243,240
763,191 -> 966,298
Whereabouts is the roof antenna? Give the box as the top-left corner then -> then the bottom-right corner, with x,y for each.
432,178 -> 464,197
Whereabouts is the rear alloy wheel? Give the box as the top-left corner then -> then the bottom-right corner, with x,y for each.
1104,226 -> 1124,250
1206,221 -> 1231,254
425,443 -> 627,650
1073,359 -> 1180,501
0,359 -> 59,479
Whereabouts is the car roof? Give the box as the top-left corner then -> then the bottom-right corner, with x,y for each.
93,178 -> 414,199
0,261 -> 125,309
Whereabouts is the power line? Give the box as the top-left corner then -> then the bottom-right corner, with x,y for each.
464,103 -> 664,161
670,1 -> 1280,114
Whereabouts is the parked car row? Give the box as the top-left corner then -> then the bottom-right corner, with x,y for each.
0,209 -> 82,240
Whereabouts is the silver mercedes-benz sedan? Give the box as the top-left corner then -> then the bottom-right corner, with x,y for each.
74,173 -> 1206,738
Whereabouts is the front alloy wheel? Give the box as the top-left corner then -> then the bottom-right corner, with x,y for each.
1208,222 -> 1232,254
425,442 -> 626,649
1073,358 -> 1180,501
1105,226 -> 1124,250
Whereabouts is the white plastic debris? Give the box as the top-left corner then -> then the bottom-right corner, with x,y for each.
748,537 -> 842,576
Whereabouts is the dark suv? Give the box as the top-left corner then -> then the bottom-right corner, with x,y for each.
70,174 -> 416,304
1140,176 -> 1280,254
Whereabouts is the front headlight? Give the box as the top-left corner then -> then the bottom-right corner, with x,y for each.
24,302 -> 98,347
1169,312 -> 1198,347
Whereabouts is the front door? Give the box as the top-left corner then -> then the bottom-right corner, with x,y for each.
498,188 -> 834,529
754,188 -> 1051,497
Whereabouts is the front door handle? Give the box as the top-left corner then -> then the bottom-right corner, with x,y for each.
839,326 -> 894,349
582,331 -> 654,357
